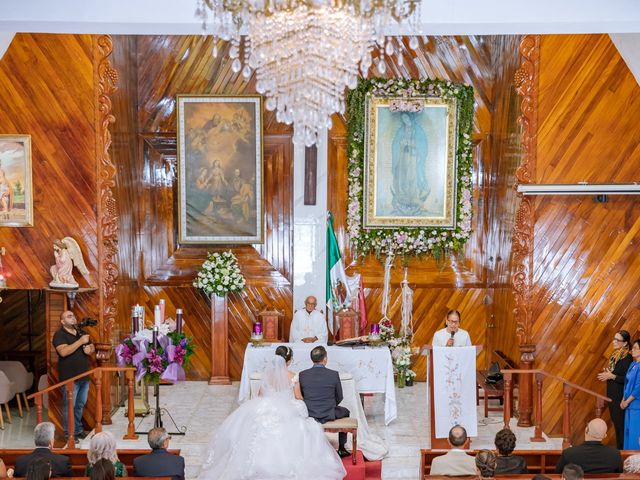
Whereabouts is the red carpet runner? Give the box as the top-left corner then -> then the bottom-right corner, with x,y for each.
343,451 -> 382,480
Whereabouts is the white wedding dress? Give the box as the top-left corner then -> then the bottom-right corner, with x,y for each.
198,357 -> 346,480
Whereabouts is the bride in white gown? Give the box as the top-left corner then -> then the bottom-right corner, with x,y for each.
198,355 -> 346,480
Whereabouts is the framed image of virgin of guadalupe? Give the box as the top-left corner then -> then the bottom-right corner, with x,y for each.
177,95 -> 263,244
0,135 -> 33,227
364,96 -> 458,229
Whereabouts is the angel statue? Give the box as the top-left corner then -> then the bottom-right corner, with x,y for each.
49,237 -> 89,289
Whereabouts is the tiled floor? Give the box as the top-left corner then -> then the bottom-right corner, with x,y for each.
0,382 -> 562,480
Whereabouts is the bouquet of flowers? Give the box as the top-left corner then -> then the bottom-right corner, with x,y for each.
116,325 -> 195,384
378,319 -> 395,341
193,251 -> 246,297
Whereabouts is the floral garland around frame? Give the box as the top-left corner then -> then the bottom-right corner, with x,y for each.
346,78 -> 475,262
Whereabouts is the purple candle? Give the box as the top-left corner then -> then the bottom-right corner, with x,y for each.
176,308 -> 183,335
253,322 -> 262,335
152,325 -> 158,349
371,324 -> 380,335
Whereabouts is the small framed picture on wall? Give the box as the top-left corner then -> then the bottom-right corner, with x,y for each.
0,134 -> 33,227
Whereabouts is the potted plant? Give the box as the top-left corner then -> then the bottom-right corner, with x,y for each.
404,369 -> 417,387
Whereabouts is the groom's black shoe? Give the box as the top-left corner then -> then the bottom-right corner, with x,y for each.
337,448 -> 351,458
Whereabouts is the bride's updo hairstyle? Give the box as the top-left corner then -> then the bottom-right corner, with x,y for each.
275,345 -> 293,364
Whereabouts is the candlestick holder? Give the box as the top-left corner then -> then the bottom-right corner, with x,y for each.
135,382 -> 187,436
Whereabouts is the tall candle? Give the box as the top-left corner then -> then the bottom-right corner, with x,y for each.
154,305 -> 161,327
131,307 -> 139,335
159,299 -> 166,324
152,325 -> 158,349
176,308 -> 183,335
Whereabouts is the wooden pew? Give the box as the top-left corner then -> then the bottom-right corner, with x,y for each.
421,449 -> 640,478
0,449 -> 181,477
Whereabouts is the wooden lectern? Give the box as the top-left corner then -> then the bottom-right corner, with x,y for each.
257,308 -> 284,342
336,308 -> 358,340
421,344 -> 482,449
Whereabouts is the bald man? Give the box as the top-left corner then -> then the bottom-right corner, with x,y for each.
289,296 -> 328,343
52,311 -> 94,440
555,418 -> 622,474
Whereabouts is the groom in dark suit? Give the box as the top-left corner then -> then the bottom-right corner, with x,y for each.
299,345 -> 351,457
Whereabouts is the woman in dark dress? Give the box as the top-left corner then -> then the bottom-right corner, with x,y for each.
494,429 -> 527,474
597,329 -> 632,449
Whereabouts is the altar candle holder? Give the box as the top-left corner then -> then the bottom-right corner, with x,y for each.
253,322 -> 262,336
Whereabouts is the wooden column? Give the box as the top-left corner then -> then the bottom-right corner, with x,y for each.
209,293 -> 231,385
517,344 -> 535,427
94,342 -> 113,425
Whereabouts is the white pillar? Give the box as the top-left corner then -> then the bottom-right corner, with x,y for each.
292,130 -> 328,316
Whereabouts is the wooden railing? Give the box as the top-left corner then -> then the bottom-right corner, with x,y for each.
27,366 -> 138,448
502,369 -> 611,449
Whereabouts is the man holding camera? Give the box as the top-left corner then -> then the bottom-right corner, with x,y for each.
52,310 -> 95,441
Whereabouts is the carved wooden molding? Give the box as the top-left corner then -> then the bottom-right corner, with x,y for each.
94,35 -> 119,341
512,35 -> 540,346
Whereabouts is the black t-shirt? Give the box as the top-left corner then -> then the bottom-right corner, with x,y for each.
52,328 -> 90,381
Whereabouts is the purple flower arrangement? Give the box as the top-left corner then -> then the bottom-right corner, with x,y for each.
116,330 -> 195,384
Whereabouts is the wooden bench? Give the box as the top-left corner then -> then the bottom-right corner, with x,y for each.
323,417 -> 358,465
0,448 -> 181,477
421,449 -> 640,478
477,369 -> 505,417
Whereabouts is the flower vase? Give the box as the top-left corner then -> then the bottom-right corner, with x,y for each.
406,378 -> 414,387
397,373 -> 406,388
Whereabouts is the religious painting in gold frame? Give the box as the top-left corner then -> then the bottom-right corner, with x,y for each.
364,96 -> 458,229
177,95 -> 264,244
0,134 -> 33,227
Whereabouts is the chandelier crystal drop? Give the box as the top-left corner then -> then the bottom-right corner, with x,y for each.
196,0 -> 422,147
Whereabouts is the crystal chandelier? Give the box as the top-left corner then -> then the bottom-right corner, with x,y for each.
196,0 -> 422,146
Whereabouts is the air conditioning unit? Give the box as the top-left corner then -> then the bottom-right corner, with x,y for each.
517,183 -> 640,196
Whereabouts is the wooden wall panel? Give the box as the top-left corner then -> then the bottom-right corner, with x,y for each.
530,34 -> 640,439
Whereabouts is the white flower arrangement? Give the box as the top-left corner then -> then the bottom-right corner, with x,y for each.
193,251 -> 246,297
347,78 -> 474,261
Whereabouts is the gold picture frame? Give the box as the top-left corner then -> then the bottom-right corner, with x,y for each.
177,95 -> 264,244
364,96 -> 458,229
0,134 -> 33,227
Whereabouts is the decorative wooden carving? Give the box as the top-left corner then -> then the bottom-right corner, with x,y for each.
337,308 -> 358,340
257,308 -> 284,342
304,145 -> 317,205
94,34 -> 119,342
512,35 -> 540,427
94,34 -> 119,425
210,294 -> 231,385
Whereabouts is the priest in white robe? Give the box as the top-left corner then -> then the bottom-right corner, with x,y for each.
289,296 -> 328,343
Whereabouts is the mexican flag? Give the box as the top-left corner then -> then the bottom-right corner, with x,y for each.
326,212 -> 351,333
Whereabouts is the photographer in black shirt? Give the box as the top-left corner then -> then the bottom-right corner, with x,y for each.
52,311 -> 95,441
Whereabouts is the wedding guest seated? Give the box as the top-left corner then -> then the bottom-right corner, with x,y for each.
494,428 -> 527,474
133,427 -> 185,480
561,464 -> 584,480
86,432 -> 127,477
476,450 -> 497,479
299,346 -> 351,458
14,422 -> 72,478
197,356 -> 345,479
624,448 -> 640,473
89,459 -> 115,480
25,458 -> 52,480
429,425 -> 476,476
274,345 -> 303,400
554,418 -> 622,474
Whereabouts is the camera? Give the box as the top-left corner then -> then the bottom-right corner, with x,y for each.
78,318 -> 98,329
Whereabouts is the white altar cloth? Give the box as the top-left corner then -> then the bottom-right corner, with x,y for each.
249,372 -> 388,460
239,343 -> 397,425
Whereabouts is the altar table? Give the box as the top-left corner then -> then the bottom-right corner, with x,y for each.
239,343 -> 397,425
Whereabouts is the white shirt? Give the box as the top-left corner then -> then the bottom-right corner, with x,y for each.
432,327 -> 472,347
289,309 -> 328,343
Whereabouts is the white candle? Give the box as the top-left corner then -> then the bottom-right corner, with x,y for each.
154,305 -> 161,326
159,299 -> 165,323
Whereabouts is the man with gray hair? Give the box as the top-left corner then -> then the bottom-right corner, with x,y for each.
133,427 -> 185,480
14,422 -> 72,477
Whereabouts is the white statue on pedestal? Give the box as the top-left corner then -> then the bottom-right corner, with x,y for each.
49,237 -> 89,289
